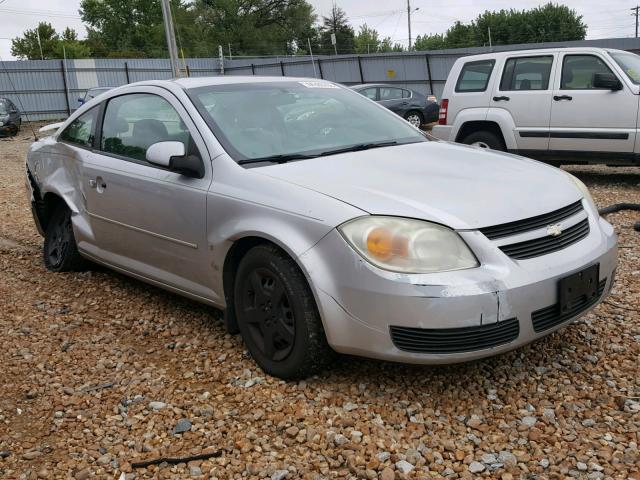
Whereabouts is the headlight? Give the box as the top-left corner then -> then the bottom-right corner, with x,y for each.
338,216 -> 479,273
563,171 -> 597,212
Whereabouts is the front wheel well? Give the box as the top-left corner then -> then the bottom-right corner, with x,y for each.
222,236 -> 283,334
37,192 -> 66,234
455,121 -> 505,145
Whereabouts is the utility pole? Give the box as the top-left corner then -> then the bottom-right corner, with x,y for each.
407,0 -> 412,50
160,0 -> 181,78
633,6 -> 640,38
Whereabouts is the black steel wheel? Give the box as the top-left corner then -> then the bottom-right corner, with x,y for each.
43,204 -> 90,272
234,244 -> 334,379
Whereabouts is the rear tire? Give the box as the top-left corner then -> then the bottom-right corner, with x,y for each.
404,110 -> 424,128
234,244 -> 334,379
43,204 -> 90,272
461,130 -> 505,151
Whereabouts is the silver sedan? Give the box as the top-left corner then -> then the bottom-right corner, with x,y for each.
25,77 -> 617,379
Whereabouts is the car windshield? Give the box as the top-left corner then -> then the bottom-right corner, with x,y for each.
609,51 -> 640,84
187,81 -> 427,163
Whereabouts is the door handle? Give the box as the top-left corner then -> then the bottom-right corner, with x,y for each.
90,178 -> 107,191
493,96 -> 510,101
553,95 -> 573,101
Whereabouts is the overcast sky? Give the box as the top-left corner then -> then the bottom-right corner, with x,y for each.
0,0 -> 635,60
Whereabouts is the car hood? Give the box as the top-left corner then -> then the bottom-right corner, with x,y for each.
257,141 -> 582,230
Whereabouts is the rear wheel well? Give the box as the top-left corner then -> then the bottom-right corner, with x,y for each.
222,236 -> 280,334
456,121 -> 505,145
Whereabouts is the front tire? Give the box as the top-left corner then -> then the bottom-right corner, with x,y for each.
234,244 -> 334,379
43,204 -> 89,272
461,130 -> 505,151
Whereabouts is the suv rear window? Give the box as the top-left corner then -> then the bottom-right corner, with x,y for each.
455,60 -> 495,92
500,56 -> 553,91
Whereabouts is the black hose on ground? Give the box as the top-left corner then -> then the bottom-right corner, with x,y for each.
598,203 -> 640,232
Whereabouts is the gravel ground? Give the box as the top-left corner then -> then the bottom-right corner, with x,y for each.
0,125 -> 638,480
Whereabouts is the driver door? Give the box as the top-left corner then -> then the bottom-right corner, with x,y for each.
82,88 -> 216,302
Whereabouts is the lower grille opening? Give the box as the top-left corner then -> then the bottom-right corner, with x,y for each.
390,318 -> 519,354
531,278 -> 606,333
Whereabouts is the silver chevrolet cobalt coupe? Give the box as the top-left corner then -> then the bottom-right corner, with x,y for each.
26,77 -> 617,379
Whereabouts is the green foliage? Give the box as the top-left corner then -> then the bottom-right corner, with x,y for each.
317,5 -> 354,55
355,24 -> 404,53
414,3 -> 587,51
11,22 -> 89,60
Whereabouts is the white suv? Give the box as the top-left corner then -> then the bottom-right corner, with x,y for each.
431,47 -> 640,166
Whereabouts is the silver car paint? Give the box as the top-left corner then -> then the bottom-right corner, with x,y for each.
26,76 -> 618,364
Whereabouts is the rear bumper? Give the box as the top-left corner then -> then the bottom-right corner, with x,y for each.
430,124 -> 452,141
299,209 -> 617,364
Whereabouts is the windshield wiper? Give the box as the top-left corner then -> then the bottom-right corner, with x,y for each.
238,153 -> 318,165
319,141 -> 399,157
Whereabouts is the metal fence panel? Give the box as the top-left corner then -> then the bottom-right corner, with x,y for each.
1,36 -> 639,120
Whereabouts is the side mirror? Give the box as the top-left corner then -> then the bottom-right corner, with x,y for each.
593,72 -> 622,91
146,141 -> 204,179
78,98 -> 85,104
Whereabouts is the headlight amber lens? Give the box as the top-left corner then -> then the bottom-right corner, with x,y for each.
339,216 -> 479,273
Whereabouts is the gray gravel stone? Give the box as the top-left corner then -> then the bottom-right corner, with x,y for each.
469,461 -> 485,473
271,470 -> 289,480
172,418 -> 192,434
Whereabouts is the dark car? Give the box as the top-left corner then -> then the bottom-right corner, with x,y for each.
350,84 -> 439,127
0,97 -> 21,136
78,87 -> 114,106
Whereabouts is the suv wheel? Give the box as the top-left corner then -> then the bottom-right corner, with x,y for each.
461,131 -> 505,151
234,244 -> 334,379
43,204 -> 90,272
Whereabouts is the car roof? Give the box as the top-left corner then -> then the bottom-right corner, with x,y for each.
171,76 -> 331,89
351,83 -> 412,89
455,46 -> 628,62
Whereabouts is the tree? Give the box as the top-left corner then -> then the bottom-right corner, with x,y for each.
11,22 -> 59,60
354,24 -> 379,54
318,5 -> 354,55
11,23 -> 90,60
413,3 -> 586,51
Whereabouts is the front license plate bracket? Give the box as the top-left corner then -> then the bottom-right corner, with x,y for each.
558,263 -> 599,313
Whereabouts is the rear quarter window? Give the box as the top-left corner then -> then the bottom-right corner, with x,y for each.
455,59 -> 495,93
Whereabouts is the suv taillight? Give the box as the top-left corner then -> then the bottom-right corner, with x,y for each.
438,99 -> 449,125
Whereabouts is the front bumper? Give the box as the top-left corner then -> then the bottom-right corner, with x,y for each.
298,207 -> 617,364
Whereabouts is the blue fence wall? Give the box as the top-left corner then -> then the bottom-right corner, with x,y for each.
2,36 -> 639,121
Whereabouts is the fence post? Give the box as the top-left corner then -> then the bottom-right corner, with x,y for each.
317,58 -> 324,79
425,54 -> 435,95
60,60 -> 71,116
357,56 -> 364,83
251,63 -> 255,75
186,65 -> 191,77
124,61 -> 131,83
280,61 -> 285,76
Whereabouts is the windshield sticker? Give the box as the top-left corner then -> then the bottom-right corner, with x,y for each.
299,81 -> 339,89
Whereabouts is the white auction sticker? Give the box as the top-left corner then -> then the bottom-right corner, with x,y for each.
299,81 -> 339,89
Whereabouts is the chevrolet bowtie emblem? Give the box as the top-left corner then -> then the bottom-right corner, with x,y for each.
546,224 -> 563,237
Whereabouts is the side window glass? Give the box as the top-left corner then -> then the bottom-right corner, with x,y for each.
361,88 -> 377,100
59,107 -> 98,147
561,55 -> 616,89
500,56 -> 553,91
402,89 -> 411,98
455,60 -> 495,92
100,94 -> 193,162
380,87 -> 402,100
